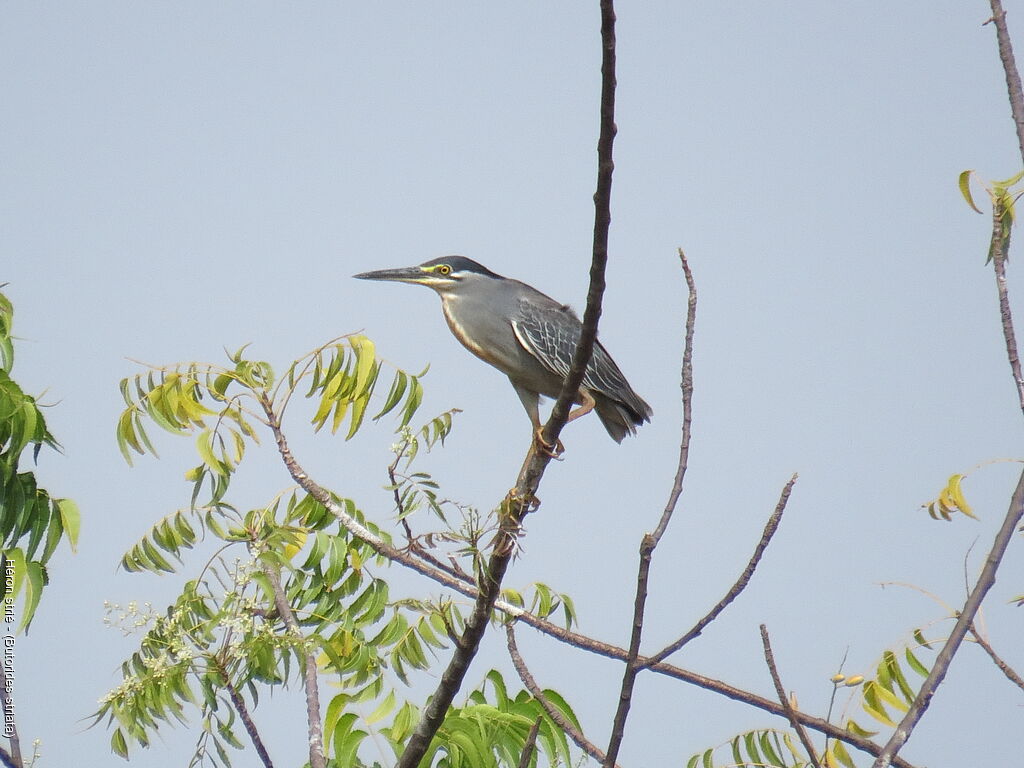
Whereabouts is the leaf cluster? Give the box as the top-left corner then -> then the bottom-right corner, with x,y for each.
105,336 -> 586,767
687,629 -> 938,768
0,289 -> 79,629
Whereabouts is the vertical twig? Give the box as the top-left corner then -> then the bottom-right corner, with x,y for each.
602,249 -> 697,767
396,0 -> 621,764
988,1 -> 1024,162
262,565 -> 325,768
759,625 -> 822,768
545,0 -> 619,443
643,474 -> 796,667
871,467 -> 1024,768
988,0 -> 1024,414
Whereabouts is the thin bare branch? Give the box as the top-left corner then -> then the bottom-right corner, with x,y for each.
652,248 -> 698,543
506,624 -> 614,766
872,467 -> 1024,768
396,0 -> 621,761
990,190 -> 1024,414
513,616 -> 918,768
261,564 -> 325,768
390,449 -> 471,583
987,0 -> 1024,415
988,1 -> 1024,164
221,669 -> 275,768
260,393 -> 908,767
644,474 -> 796,667
544,0 -> 618,447
969,624 -> 1024,693
603,534 -> 650,768
760,625 -> 821,768
602,249 -> 696,765
516,716 -> 543,768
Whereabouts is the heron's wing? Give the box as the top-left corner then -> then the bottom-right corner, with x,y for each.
510,299 -> 634,399
510,300 -> 578,381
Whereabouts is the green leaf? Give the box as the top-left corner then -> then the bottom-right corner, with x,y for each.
830,739 -> 856,768
20,559 -> 44,631
57,498 -> 81,552
904,647 -> 929,678
959,170 -> 983,214
111,727 -> 129,759
351,335 -> 377,394
366,690 -> 397,725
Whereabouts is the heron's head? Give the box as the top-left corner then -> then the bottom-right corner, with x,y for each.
353,256 -> 502,294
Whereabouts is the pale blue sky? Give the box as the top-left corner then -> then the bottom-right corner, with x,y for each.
2,2 -> 1023,766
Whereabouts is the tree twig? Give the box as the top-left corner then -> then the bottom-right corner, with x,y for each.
988,0 -> 1024,415
217,660 -> 275,768
871,467 -> 1024,768
969,624 -> 1024,693
261,396 -> 910,767
601,249 -> 696,766
644,474 -> 795,667
516,716 -> 543,768
506,625 -> 614,766
988,1 -> 1024,164
760,625 -> 821,768
261,564 -> 325,768
544,0 -> 618,446
395,0 -> 621,761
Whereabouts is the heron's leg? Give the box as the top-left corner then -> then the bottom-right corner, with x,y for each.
566,388 -> 596,423
510,379 -> 564,457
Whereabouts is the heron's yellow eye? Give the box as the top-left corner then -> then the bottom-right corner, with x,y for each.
437,264 -> 452,276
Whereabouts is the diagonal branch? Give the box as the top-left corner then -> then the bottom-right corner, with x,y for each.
505,624 -> 615,766
988,0 -> 1024,416
261,395 -> 909,767
516,717 -> 543,768
514,614 -> 919,768
643,474 -> 796,668
396,0 -> 621,762
212,656 -> 275,768
871,467 -> 1024,768
989,0 -> 1024,164
601,249 -> 696,766
760,625 -> 821,768
544,0 -> 619,448
261,564 -> 325,768
969,624 -> 1024,693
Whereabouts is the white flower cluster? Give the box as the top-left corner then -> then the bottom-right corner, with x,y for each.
390,425 -> 414,453
102,600 -> 161,636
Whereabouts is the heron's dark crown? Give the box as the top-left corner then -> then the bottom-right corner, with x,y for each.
419,256 -> 503,279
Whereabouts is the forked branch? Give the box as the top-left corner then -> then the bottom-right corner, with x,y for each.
395,0 -> 621,762
601,248 -> 696,766
871,467 -> 1024,768
760,625 -> 821,768
505,624 -> 614,766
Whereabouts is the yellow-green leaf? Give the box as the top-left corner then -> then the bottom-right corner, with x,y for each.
959,170 -> 983,214
56,498 -> 80,552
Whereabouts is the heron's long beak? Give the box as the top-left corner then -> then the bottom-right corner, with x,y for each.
352,266 -> 428,284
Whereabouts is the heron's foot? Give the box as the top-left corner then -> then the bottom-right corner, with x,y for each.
566,389 -> 597,423
508,487 -> 541,513
533,427 -> 565,459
